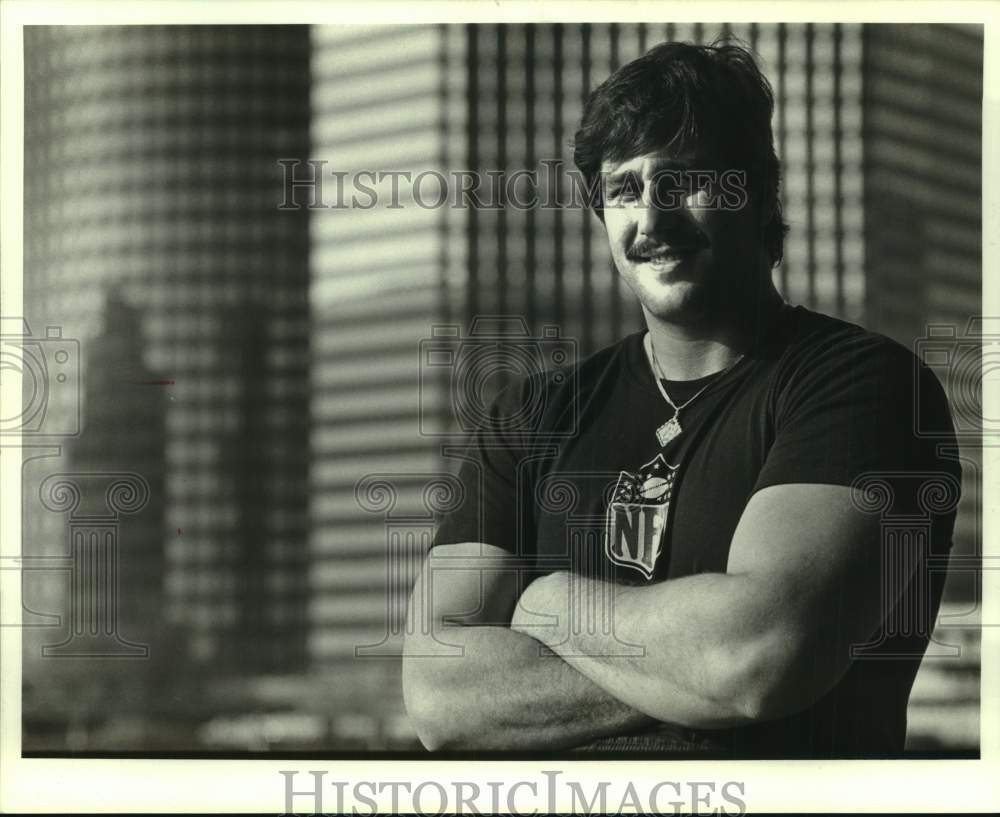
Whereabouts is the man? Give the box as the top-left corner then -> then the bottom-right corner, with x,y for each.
402,41 -> 960,757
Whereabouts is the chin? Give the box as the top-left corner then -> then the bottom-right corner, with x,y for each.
633,277 -> 709,324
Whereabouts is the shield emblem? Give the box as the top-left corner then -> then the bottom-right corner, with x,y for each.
604,453 -> 678,579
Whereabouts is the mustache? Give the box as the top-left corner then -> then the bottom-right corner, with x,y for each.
626,234 -> 709,260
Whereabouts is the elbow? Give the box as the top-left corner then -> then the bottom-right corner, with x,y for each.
726,663 -> 785,724
404,689 -> 481,752
405,698 -> 460,752
407,707 -> 450,752
402,653 -> 479,751
402,657 -> 451,751
717,630 -> 825,724
403,693 -> 441,751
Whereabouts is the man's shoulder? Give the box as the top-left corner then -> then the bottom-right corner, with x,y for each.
514,330 -> 639,396
775,305 -> 955,436
785,305 -> 905,353
779,305 -> 923,375
487,331 -> 639,439
574,330 -> 644,380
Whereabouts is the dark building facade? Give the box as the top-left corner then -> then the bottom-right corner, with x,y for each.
21,26 -> 313,743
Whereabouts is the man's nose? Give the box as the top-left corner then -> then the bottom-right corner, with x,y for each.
637,188 -> 690,237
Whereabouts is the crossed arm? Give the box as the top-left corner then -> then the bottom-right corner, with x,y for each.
402,482 -> 890,751
400,546 -> 655,750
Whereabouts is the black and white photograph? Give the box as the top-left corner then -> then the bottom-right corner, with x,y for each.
0,2 -> 995,813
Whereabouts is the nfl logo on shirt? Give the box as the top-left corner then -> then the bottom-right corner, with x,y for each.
604,454 -> 679,580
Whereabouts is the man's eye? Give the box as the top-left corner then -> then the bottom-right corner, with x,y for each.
607,180 -> 641,201
682,173 -> 716,197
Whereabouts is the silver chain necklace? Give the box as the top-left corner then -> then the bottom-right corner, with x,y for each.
645,333 -> 744,447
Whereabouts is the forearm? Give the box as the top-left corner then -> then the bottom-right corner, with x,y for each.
511,571 -> 780,728
402,624 -> 654,751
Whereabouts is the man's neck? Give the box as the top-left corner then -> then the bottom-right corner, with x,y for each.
644,286 -> 785,381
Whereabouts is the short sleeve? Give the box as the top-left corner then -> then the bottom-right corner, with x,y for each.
754,332 -> 962,532
431,378 -> 542,557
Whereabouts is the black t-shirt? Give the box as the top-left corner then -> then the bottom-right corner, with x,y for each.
433,304 -> 962,758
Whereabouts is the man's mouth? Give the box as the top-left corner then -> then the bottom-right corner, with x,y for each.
629,246 -> 703,264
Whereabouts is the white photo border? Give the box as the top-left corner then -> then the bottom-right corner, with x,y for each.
1,1 -> 997,813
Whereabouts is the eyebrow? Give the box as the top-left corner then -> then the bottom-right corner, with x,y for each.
603,169 -> 637,187
603,158 -> 696,184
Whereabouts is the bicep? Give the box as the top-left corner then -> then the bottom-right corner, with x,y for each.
407,542 -> 531,635
726,483 -> 888,671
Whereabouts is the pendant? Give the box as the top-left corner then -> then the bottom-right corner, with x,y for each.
656,415 -> 682,447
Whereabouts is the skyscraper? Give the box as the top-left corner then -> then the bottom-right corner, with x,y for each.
21,25 -> 314,730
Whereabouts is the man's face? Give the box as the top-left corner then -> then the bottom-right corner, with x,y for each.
600,146 -> 761,327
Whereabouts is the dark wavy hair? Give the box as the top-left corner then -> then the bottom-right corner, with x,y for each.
573,40 -> 789,268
